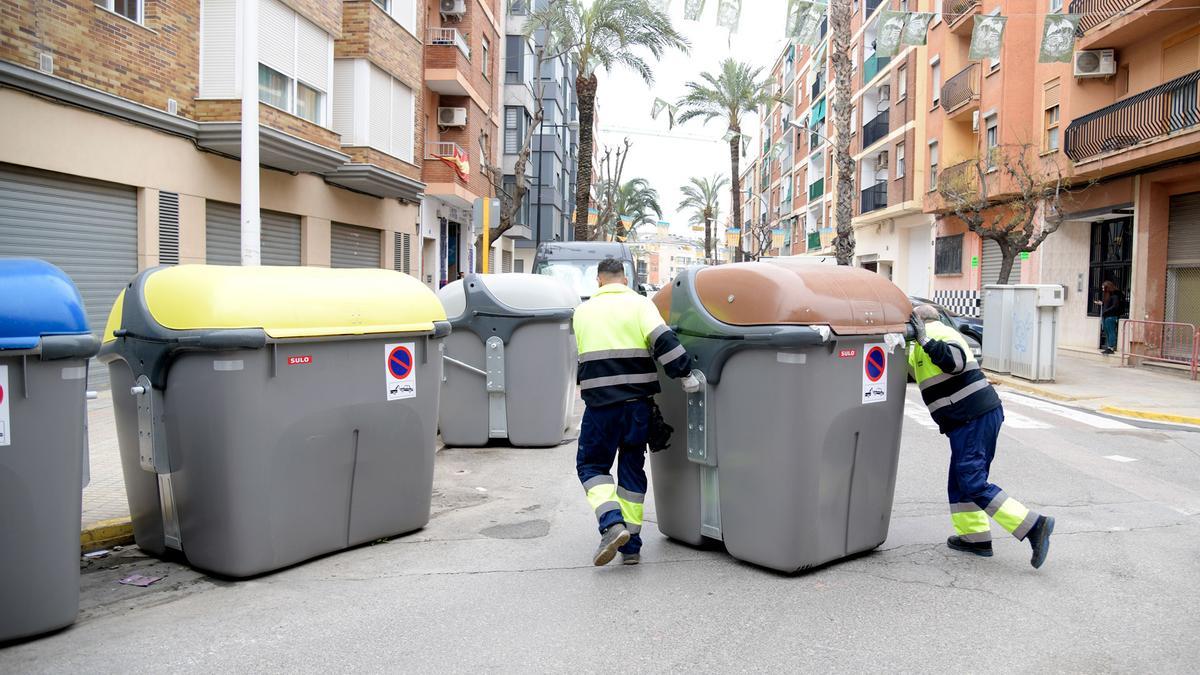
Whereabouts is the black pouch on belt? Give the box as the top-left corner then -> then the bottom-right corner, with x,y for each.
647,400 -> 674,453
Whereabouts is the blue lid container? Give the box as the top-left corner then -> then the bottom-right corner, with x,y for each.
0,259 -> 95,355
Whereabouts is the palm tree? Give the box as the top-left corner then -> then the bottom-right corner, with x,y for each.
829,0 -> 856,265
677,174 -> 728,263
608,178 -> 663,242
527,0 -> 688,242
675,58 -> 773,261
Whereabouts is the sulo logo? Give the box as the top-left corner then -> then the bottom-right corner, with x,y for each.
287,355 -> 314,366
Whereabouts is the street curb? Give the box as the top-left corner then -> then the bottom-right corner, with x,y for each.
985,375 -> 1079,403
81,517 -> 134,553
1098,406 -> 1200,428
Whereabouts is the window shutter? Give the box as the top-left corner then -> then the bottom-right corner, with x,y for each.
258,0 -> 296,79
200,0 -> 237,97
391,80 -> 415,162
395,232 -> 413,274
368,65 -> 391,154
1043,80 -> 1060,109
295,17 -> 330,92
505,108 -> 519,153
332,59 -> 356,144
158,191 -> 180,265
393,0 -> 416,34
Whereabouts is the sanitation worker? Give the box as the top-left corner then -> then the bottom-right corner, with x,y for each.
572,258 -> 699,566
908,304 -> 1056,568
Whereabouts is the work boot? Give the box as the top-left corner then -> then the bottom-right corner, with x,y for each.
1028,515 -> 1055,569
620,552 -> 640,566
946,535 -> 994,557
593,524 -> 631,567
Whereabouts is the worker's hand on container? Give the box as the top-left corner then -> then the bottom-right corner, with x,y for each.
908,312 -> 928,346
680,371 -> 702,393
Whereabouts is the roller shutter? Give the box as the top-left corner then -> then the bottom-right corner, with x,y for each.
981,238 -> 1021,286
205,202 -> 301,266
0,165 -> 138,388
331,222 -> 382,268
1166,192 -> 1200,326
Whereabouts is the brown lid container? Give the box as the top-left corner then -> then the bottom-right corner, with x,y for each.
654,261 -> 912,335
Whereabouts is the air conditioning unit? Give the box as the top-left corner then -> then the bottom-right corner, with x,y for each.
878,151 -> 889,169
1074,49 -> 1116,78
971,110 -> 980,132
438,107 -> 467,127
440,0 -> 466,17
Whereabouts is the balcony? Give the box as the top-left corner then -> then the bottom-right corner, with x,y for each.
811,75 -> 825,100
1065,70 -> 1200,165
1072,0 -> 1200,50
938,159 -> 978,194
944,0 -> 981,34
808,178 -> 825,200
863,54 -> 890,84
425,28 -> 473,96
865,0 -> 884,17
941,63 -> 981,119
861,182 -> 887,213
862,110 -> 890,148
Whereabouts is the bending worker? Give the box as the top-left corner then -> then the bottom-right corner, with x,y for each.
908,305 -> 1055,568
572,258 -> 699,566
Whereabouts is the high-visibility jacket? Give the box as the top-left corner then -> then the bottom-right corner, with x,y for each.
907,321 -> 1001,433
573,283 -> 692,407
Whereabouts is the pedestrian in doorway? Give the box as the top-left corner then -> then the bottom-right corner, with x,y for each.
572,258 -> 700,566
908,305 -> 1056,568
1096,280 -> 1124,355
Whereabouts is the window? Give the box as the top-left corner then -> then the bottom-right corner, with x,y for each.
1088,218 -> 1133,318
95,0 -> 141,23
259,64 -> 291,111
1049,0 -> 1063,12
1044,106 -> 1060,152
985,114 -> 999,169
987,9 -> 1002,72
482,36 -> 491,79
928,141 -> 939,191
504,106 -> 529,155
931,61 -> 941,107
896,143 -> 905,179
509,0 -> 529,15
935,234 -> 963,275
255,0 -> 331,125
370,0 -> 416,34
331,60 -> 415,162
932,0 -> 942,25
897,66 -> 907,101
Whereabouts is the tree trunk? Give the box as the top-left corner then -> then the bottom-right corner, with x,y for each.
997,241 -> 1017,285
574,74 -> 599,241
729,131 -> 742,262
704,215 -> 713,263
830,0 -> 856,266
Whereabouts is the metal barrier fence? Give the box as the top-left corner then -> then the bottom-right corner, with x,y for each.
1120,320 -> 1199,380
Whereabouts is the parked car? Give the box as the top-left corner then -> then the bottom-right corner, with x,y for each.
909,296 -> 983,359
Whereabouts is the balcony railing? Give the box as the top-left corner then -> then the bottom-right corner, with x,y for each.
1064,70 -> 1200,163
939,159 -> 977,193
807,230 -> 822,251
941,63 -> 981,115
808,178 -> 825,200
863,54 -> 891,83
862,110 -> 890,148
861,182 -> 887,213
944,0 -> 981,27
428,28 -> 470,58
812,74 -> 825,100
1068,0 -> 1141,35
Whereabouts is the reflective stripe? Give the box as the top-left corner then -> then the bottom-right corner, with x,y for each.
625,522 -> 642,535
919,362 -> 980,390
586,481 -> 620,521
926,377 -> 992,413
657,344 -> 687,366
984,491 -> 1009,517
579,372 -> 659,390
582,475 -> 615,492
950,501 -> 982,514
951,509 -> 991,536
959,531 -> 993,543
580,348 -> 651,363
593,500 -> 621,518
1011,510 -> 1039,541
616,487 -> 645,504
647,324 -> 669,344
990,495 -> 1034,537
617,495 -> 644,526
948,343 -> 965,372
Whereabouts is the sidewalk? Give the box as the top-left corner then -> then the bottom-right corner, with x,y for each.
987,350 -> 1200,428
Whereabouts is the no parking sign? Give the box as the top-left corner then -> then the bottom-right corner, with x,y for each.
0,365 -> 9,445
861,343 -> 888,404
385,343 -> 417,401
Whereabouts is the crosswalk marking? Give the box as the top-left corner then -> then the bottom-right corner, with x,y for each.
1104,455 -> 1139,463
1000,409 -> 1051,429
999,392 -> 1138,430
904,402 -> 939,430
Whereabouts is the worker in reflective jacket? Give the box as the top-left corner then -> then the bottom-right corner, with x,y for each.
573,258 -> 699,566
908,304 -> 1056,568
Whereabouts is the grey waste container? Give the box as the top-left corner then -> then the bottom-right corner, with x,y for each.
0,259 -> 98,641
97,265 -> 450,578
650,260 -> 912,573
437,274 -> 578,447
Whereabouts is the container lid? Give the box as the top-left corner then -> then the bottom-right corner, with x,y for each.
438,273 -> 579,318
0,258 -> 91,350
655,261 -> 911,335
103,265 -> 446,341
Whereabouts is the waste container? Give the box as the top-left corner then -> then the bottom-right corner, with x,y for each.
649,260 -> 912,573
98,265 -> 450,578
0,259 -> 98,641
437,273 -> 579,447
1010,284 -> 1064,382
982,285 -> 1016,374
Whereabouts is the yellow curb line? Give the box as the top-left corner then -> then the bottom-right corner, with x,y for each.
985,376 -> 1078,403
81,517 -> 134,553
1099,406 -> 1200,428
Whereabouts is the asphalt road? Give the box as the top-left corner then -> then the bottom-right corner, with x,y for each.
3,387 -> 1199,672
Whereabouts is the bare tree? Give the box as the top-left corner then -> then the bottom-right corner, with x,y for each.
590,138 -> 633,241
936,144 -> 1081,284
742,215 -> 776,262
828,0 -> 856,265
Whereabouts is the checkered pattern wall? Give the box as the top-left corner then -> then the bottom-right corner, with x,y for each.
933,290 -> 982,318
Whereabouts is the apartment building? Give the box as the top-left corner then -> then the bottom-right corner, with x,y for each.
923,0 -> 1200,351
0,0 -> 426,380
420,0 -> 504,283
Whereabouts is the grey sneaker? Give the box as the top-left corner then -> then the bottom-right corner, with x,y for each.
620,553 -> 640,565
593,525 -> 631,566
1028,515 -> 1055,569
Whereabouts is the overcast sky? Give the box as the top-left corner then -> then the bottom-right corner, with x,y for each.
595,1 -> 791,239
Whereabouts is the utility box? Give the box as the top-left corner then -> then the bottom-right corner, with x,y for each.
437,274 -> 578,447
649,260 -> 912,573
1010,284 -> 1064,382
981,285 -> 1016,374
0,259 -> 98,642
99,265 -> 449,578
